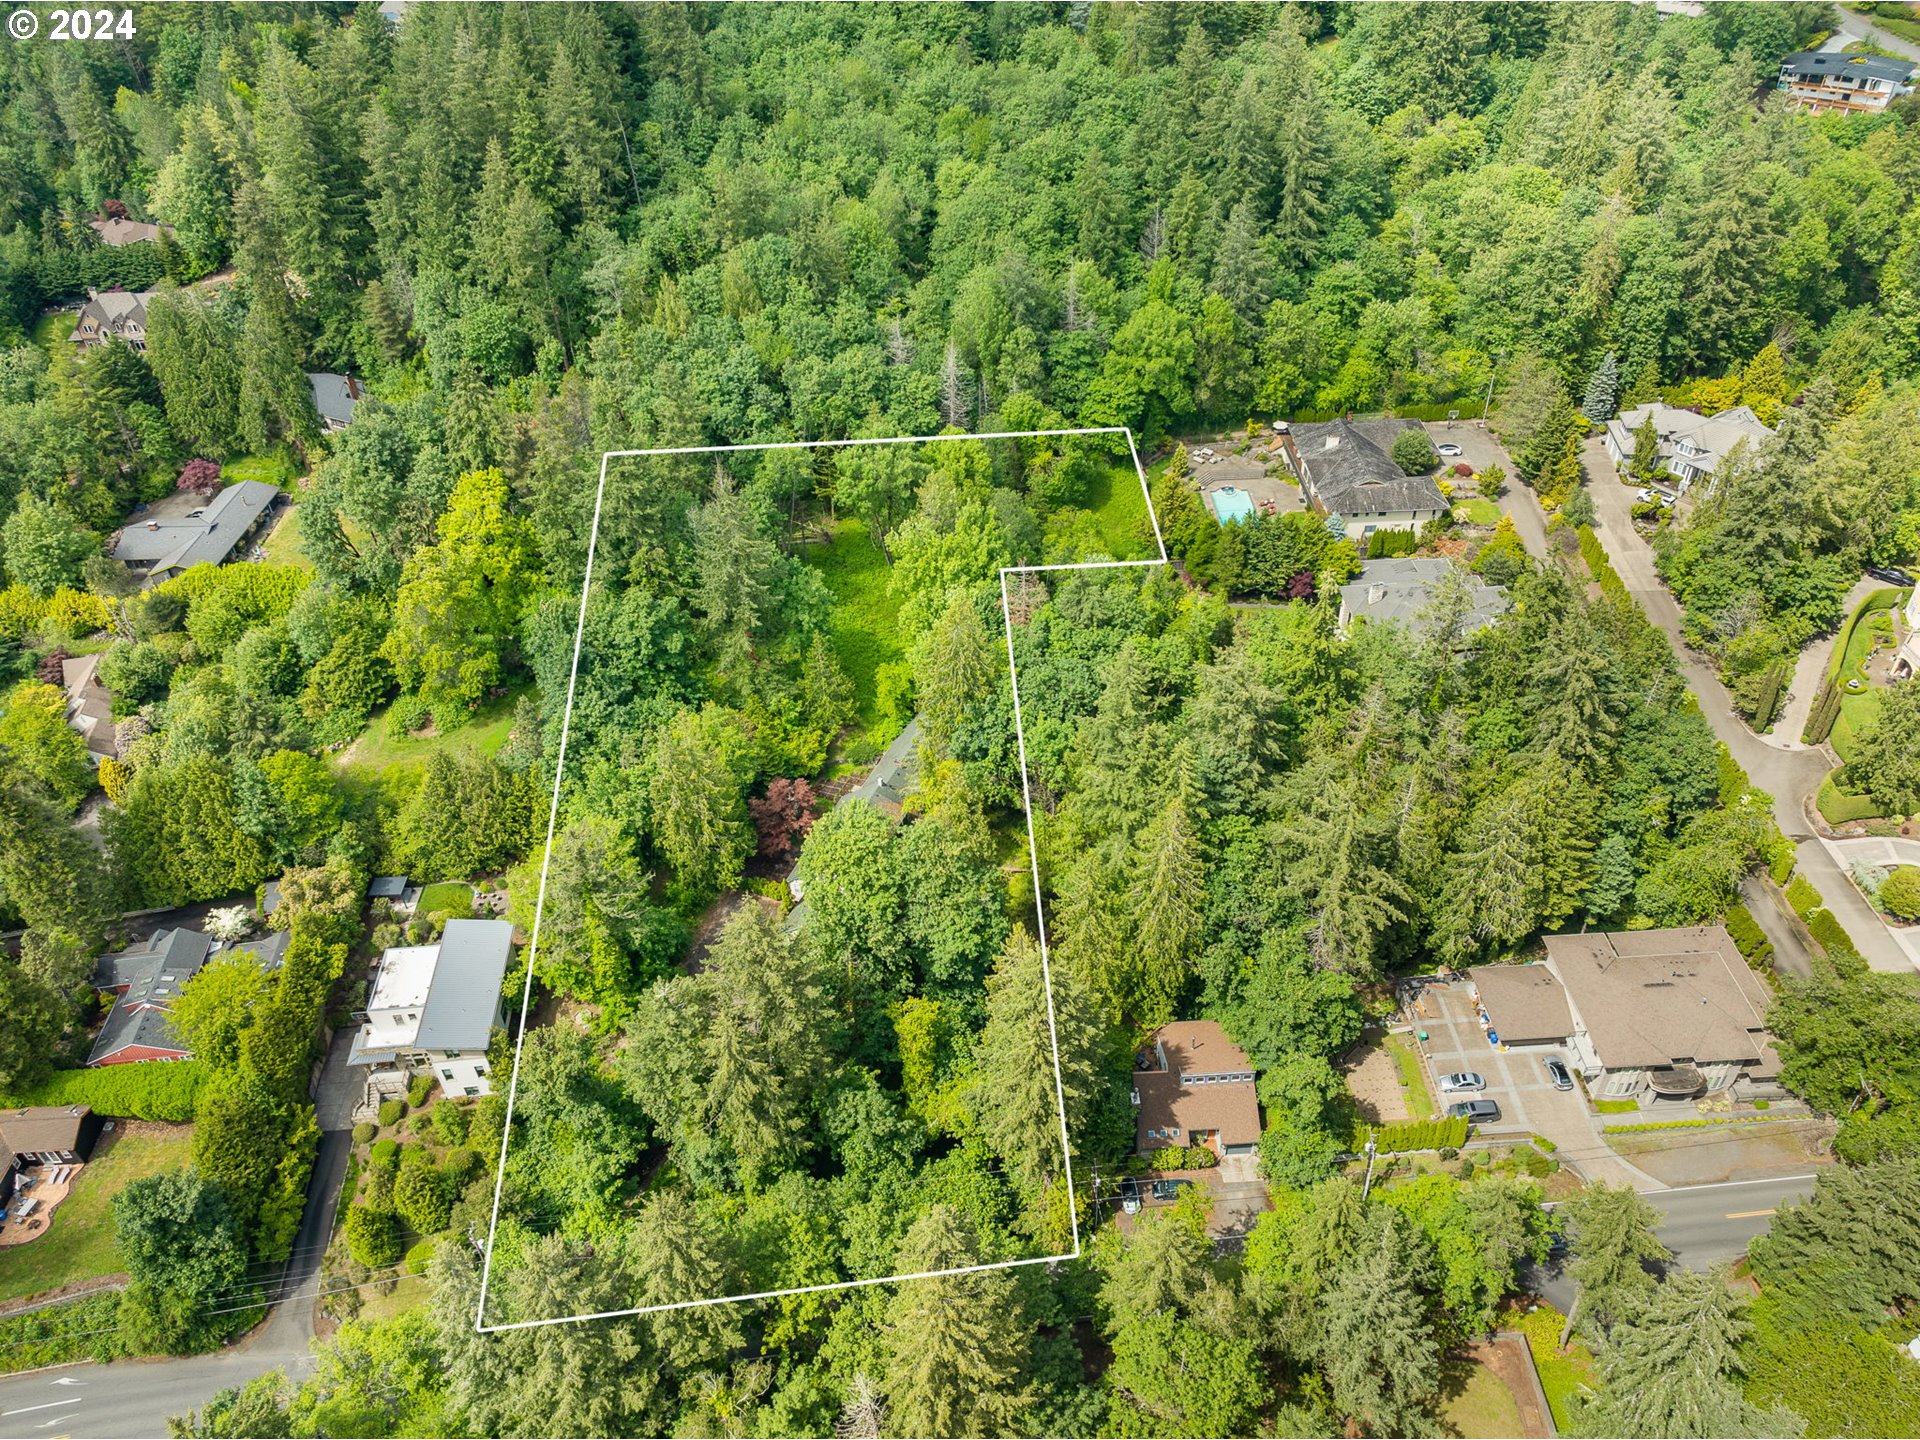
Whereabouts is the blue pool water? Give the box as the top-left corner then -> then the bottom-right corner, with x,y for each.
1212,486 -> 1256,525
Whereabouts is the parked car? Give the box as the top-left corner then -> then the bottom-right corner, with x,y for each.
1437,1072 -> 1486,1094
1150,1178 -> 1193,1203
1868,565 -> 1915,586
1119,1179 -> 1141,1215
1446,1098 -> 1500,1123
1544,1056 -> 1574,1091
1436,442 -> 1463,457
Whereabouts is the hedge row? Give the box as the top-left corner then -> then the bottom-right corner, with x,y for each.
1802,587 -> 1905,744
1724,904 -> 1775,974
0,1062 -> 208,1120
1367,1117 -> 1471,1153
1575,525 -> 1629,603
1782,873 -> 1866,968
1604,1113 -> 1798,1134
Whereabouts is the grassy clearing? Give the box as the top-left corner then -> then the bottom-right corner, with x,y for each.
1510,1304 -> 1597,1433
1456,498 -> 1502,527
1439,1355 -> 1525,1439
28,309 -> 74,359
1385,1032 -> 1436,1120
1082,462 -> 1155,559
340,686 -> 524,777
222,453 -> 299,491
259,505 -> 312,571
417,881 -> 475,915
0,1126 -> 193,1305
801,519 -> 904,730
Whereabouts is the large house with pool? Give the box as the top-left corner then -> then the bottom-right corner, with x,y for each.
1278,418 -> 1447,538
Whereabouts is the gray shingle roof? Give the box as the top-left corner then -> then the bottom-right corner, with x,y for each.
1781,49 -> 1916,84
112,480 -> 279,576
846,716 -> 921,815
89,928 -> 213,1062
1288,419 -> 1448,518
306,373 -> 361,428
1339,558 -> 1507,635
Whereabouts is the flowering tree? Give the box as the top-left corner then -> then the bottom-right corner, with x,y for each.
204,904 -> 253,941
176,459 -> 221,498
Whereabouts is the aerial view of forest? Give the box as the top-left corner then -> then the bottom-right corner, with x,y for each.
0,3 -> 1918,1438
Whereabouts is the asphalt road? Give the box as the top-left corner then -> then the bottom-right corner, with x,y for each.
1531,1173 -> 1819,1313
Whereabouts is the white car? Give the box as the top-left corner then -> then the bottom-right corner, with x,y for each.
1436,443 -> 1463,458
1437,1072 -> 1487,1094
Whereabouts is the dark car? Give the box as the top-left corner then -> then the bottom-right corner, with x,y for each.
1544,1056 -> 1574,1091
1446,1098 -> 1500,1124
1150,1178 -> 1193,1203
1118,1179 -> 1141,1215
1868,565 -> 1915,587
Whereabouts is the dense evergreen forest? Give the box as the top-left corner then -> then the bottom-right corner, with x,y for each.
0,2 -> 1918,1437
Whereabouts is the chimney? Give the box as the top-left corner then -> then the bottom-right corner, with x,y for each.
346,376 -> 361,400
1323,435 -> 1339,451
1368,584 -> 1387,604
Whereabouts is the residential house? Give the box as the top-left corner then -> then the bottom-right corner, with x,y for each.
89,927 -> 289,1066
1337,557 -> 1507,638
1895,585 -> 1920,682
0,1106 -> 104,1167
1470,926 -> 1782,1106
61,653 -> 117,766
785,718 -> 922,934
111,479 -> 279,582
1132,1021 -> 1262,1158
1777,50 -> 1917,113
348,919 -> 514,1099
1278,418 -> 1447,539
88,214 -> 171,247
307,373 -> 363,433
1602,404 -> 1774,496
70,288 -> 158,351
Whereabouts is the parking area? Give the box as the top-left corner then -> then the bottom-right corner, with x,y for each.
1421,418 -> 1505,475
1111,1153 -> 1270,1239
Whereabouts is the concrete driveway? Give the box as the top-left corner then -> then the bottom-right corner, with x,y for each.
1413,980 -> 1662,1190
1422,420 -> 1549,559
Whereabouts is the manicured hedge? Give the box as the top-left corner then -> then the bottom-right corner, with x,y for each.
1725,904 -> 1775,973
1604,1114 -> 1797,1134
1803,587 -> 1905,744
1370,1117 -> 1470,1153
1575,525 -> 1629,603
0,1062 -> 208,1120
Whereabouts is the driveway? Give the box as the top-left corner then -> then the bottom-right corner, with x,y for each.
1423,420 -> 1549,559
1826,11 -> 1920,62
1822,837 -> 1920,969
1583,437 -> 1913,974
1413,980 -> 1664,1190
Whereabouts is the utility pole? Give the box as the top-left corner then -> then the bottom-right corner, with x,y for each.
1481,353 -> 1504,426
1360,1133 -> 1380,1199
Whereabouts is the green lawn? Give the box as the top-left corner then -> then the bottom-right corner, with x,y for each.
340,687 -> 525,776
1083,462 -> 1156,559
801,519 -> 905,730
222,453 -> 299,492
1439,1356 -> 1525,1439
1831,688 -> 1883,764
1456,498 -> 1502,527
28,308 -> 74,359
1510,1304 -> 1597,1433
0,1127 -> 194,1305
259,504 -> 312,571
1385,1033 -> 1436,1120
416,881 -> 475,915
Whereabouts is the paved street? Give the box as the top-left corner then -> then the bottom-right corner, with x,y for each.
0,1038 -> 359,1437
1582,440 -> 1913,974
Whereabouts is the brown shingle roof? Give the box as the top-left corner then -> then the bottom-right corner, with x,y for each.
0,1106 -> 94,1155
1544,926 -> 1774,1070
1468,963 -> 1574,1044
1134,1022 -> 1261,1150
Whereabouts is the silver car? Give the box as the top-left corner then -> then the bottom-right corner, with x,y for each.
1544,1056 -> 1574,1091
1437,1072 -> 1486,1094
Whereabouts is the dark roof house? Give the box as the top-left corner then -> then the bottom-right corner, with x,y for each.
844,716 -> 922,820
61,653 -> 117,765
1338,558 -> 1507,637
1133,1021 -> 1262,1156
307,373 -> 362,433
0,1106 -> 104,1165
111,480 -> 279,581
1280,418 -> 1448,531
89,928 -> 287,1066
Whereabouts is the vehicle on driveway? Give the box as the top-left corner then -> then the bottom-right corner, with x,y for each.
1150,1178 -> 1193,1203
1119,1179 -> 1141,1215
1447,1098 -> 1500,1123
1868,565 -> 1915,586
1436,442 -> 1463,457
1544,1056 -> 1574,1091
1437,1072 -> 1486,1094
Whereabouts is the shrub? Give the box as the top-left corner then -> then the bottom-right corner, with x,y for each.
344,1204 -> 403,1269
176,458 -> 221,498
377,1099 -> 405,1127
431,1098 -> 471,1147
1531,1135 -> 1558,1154
1785,874 -> 1822,921
351,1121 -> 375,1145
1753,1099 -> 1770,1110
1390,429 -> 1440,475
393,1153 -> 453,1234
404,1238 -> 437,1276
442,1147 -> 484,1188
406,1072 -> 433,1108
1370,1117 -> 1470,1152
0,1062 -> 208,1120
1182,1145 -> 1218,1170
370,1138 -> 401,1171
1880,867 -> 1920,921
1147,1145 -> 1187,1171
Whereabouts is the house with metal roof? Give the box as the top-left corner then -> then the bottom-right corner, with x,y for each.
110,480 -> 280,583
1338,558 -> 1507,638
1278,418 -> 1448,539
1777,49 -> 1917,113
348,919 -> 513,1098
1132,1021 -> 1262,1158
1470,926 -> 1783,1107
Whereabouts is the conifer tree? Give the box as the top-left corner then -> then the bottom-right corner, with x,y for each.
1582,350 -> 1621,420
1319,1222 -> 1442,1436
1565,1182 -> 1669,1341
1126,753 -> 1206,1021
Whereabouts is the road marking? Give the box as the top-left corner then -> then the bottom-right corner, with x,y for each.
1637,1173 -> 1817,1196
0,1398 -> 83,1417
1725,1209 -> 1776,1219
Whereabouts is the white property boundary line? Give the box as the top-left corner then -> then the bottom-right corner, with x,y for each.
476,426 -> 1167,1332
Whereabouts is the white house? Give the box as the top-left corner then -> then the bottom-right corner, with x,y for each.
1602,404 -> 1773,496
348,919 -> 513,1098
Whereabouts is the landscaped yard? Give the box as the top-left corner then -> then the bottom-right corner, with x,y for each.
339,687 -> 525,777
1385,1032 -> 1435,1120
1438,1354 -> 1525,1439
416,881 -> 475,916
1456,498 -> 1502,527
259,505 -> 312,571
1510,1303 -> 1597,1433
801,519 -> 904,731
0,1125 -> 193,1305
28,308 -> 74,358
222,453 -> 299,491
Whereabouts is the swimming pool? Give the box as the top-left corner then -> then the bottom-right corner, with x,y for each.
1212,486 -> 1256,525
